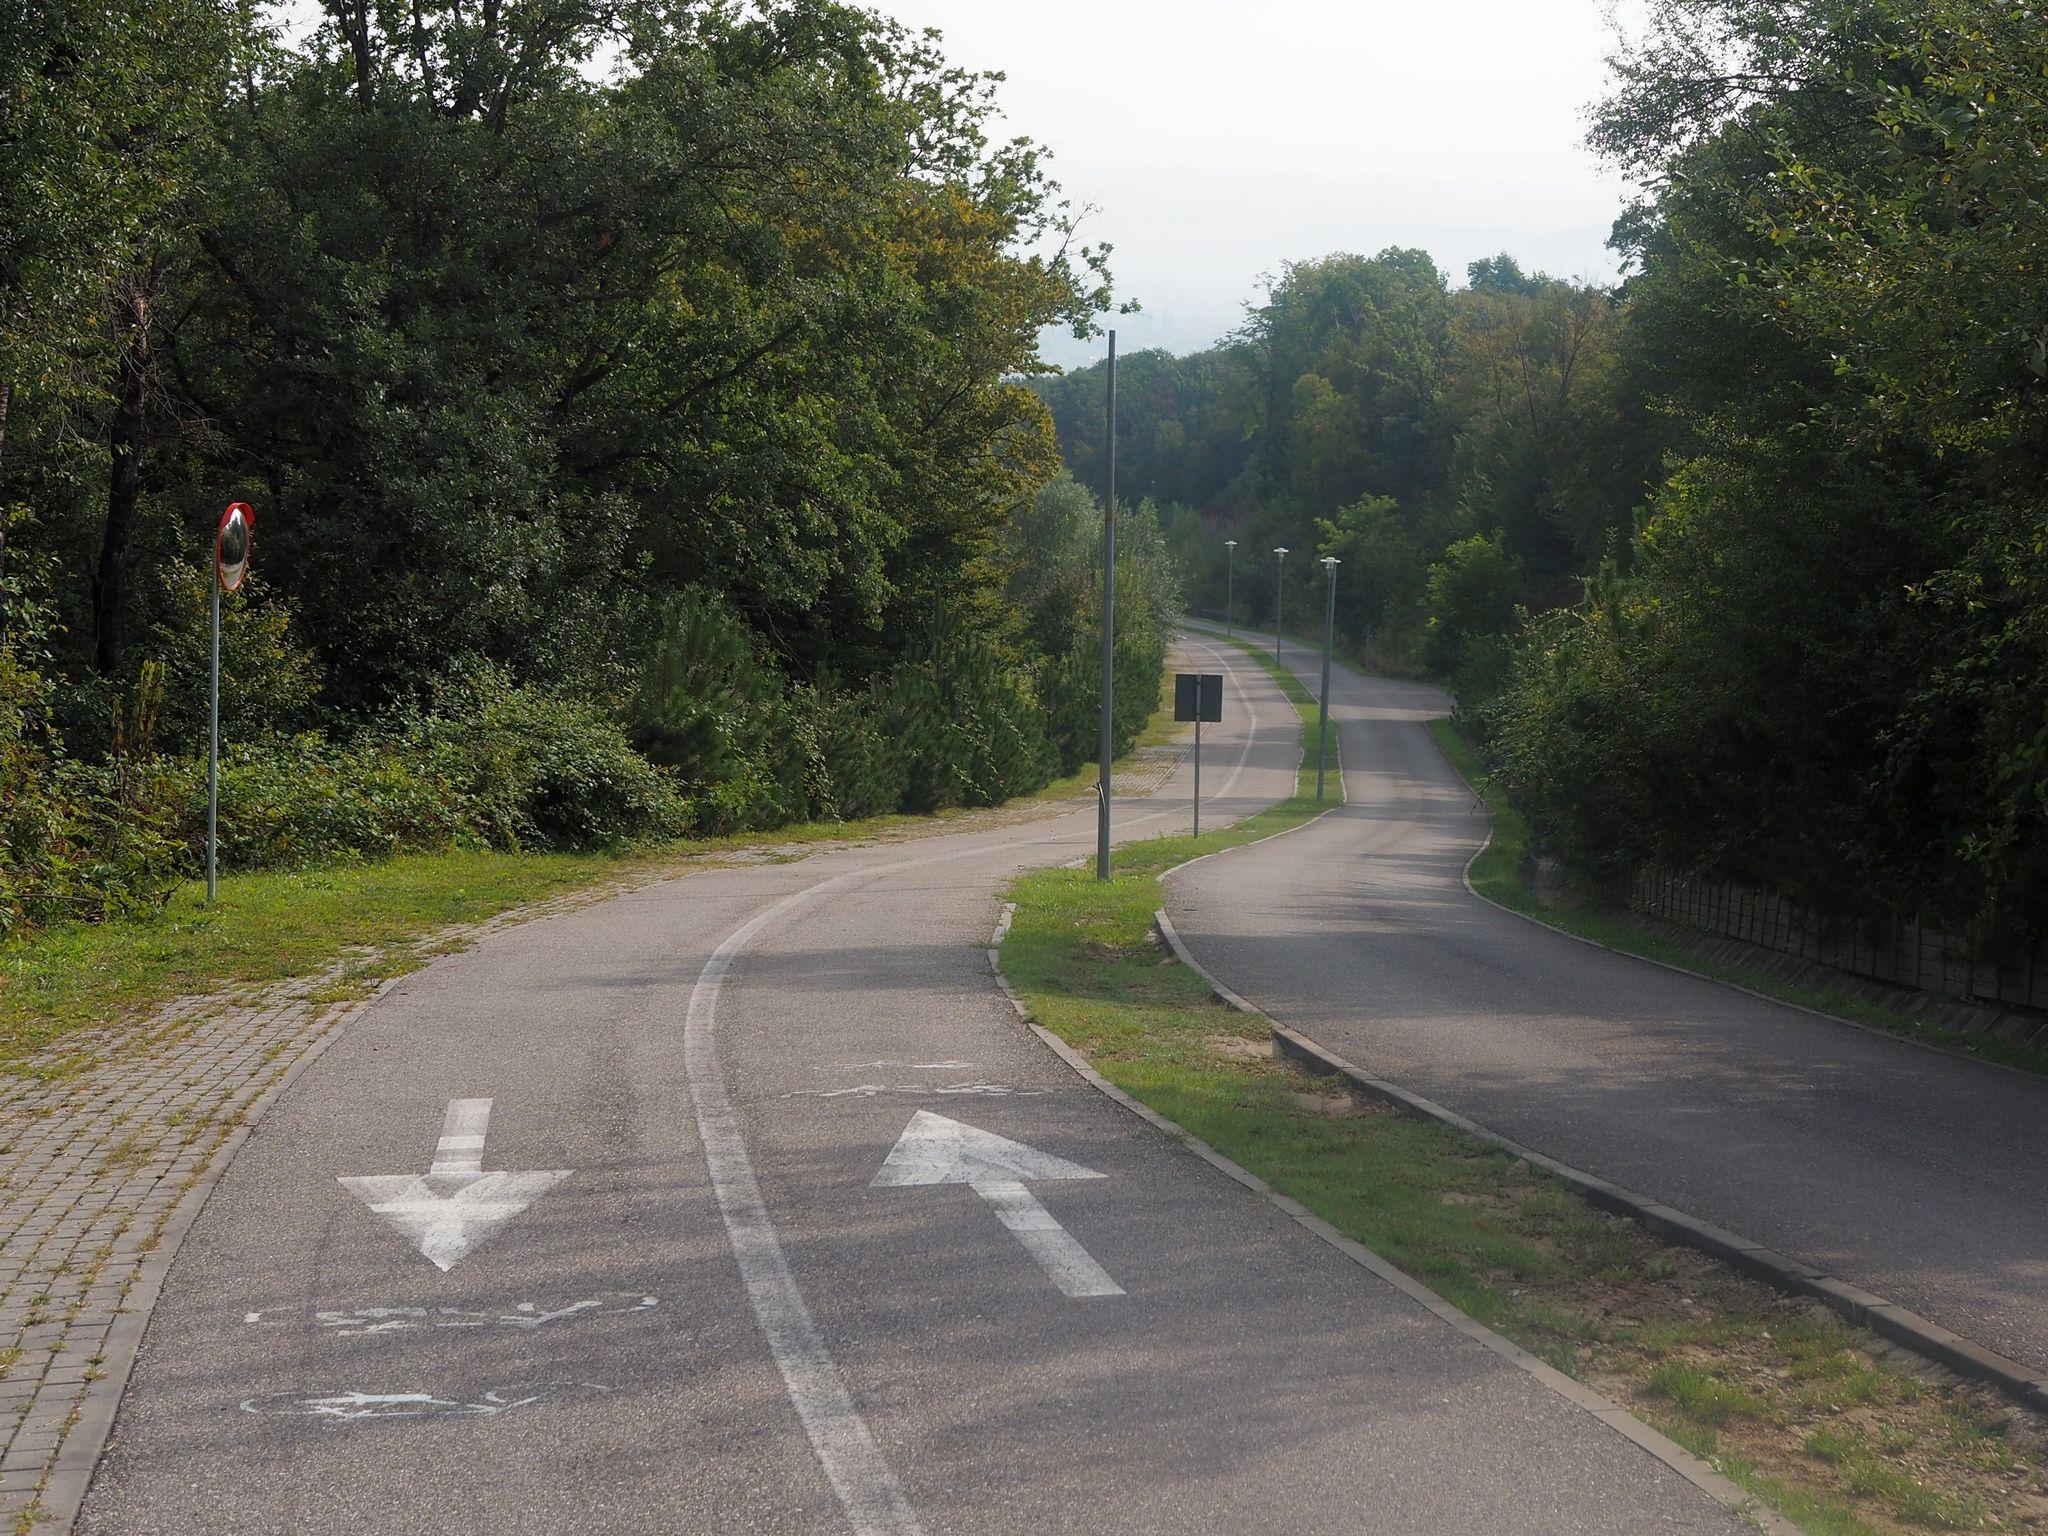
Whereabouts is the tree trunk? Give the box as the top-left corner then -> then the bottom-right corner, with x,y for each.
334,0 -> 373,106
0,380 -> 11,649
94,280 -> 152,677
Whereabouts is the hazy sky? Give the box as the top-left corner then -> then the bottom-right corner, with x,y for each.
268,0 -> 1639,365
871,0 -> 1639,364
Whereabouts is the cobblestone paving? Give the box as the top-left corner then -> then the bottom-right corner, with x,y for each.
0,965 -> 364,1531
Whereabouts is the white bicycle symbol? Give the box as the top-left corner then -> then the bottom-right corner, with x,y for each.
239,1381 -> 609,1425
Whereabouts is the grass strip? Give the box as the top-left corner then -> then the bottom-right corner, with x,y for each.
1002,664 -> 2047,1536
0,848 -> 672,1073
1425,716 -> 2048,1080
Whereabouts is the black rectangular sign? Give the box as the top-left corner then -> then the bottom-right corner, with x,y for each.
1174,673 -> 1223,723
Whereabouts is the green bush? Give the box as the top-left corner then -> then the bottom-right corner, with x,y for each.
814,683 -> 908,820
173,668 -> 686,872
628,590 -> 810,836
399,670 -> 691,850
880,617 -> 1058,812
0,613 -> 185,933
201,736 -> 465,868
1422,534 -> 1524,677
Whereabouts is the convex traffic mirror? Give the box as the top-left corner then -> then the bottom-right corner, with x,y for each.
216,502 -> 254,592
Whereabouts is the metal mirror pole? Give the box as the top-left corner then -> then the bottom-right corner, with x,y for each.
1096,330 -> 1116,881
207,571 -> 220,902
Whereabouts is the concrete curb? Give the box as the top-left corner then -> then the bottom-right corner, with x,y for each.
1152,908 -> 2048,1420
988,905 -> 1792,1535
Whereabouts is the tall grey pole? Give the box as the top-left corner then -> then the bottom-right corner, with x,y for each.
1096,330 -> 1116,882
207,576 -> 220,902
1192,716 -> 1202,838
1317,556 -> 1340,802
1224,541 -> 1235,637
1273,547 -> 1288,663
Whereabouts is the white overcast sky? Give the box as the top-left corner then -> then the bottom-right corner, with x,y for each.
269,0 -> 1639,365
875,0 -> 1640,364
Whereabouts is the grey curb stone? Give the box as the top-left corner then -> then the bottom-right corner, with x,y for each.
1152,906 -> 2048,1420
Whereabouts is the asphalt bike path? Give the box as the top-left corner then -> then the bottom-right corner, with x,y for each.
79,638 -> 1739,1534
1167,625 -> 2048,1378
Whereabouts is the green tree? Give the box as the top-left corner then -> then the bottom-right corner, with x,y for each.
1422,534 -> 1522,679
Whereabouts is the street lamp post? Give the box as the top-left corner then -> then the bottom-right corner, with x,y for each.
1224,540 -> 1236,638
1317,556 -> 1340,803
1272,547 -> 1289,662
1097,329 -> 1117,882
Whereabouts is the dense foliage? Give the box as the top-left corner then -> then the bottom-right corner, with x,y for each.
1042,0 -> 2048,950
1034,248 -> 1656,692
0,1 -> 1174,934
1482,0 -> 2048,947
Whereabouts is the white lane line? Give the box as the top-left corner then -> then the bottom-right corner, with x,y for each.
430,1097 -> 492,1175
684,872 -> 927,1536
1182,637 -> 1263,802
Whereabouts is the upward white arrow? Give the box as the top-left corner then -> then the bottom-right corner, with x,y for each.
338,1099 -> 570,1272
871,1111 -> 1122,1298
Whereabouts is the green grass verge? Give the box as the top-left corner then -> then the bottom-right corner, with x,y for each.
1424,716 -> 2048,1080
1002,666 -> 2044,1536
0,849 -> 664,1073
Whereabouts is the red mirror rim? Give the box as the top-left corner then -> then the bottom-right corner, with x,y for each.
216,502 -> 255,592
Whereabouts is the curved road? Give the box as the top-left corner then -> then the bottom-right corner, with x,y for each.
78,638 -> 1736,1534
1167,626 -> 2048,1376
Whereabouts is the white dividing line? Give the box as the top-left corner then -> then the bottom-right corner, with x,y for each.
972,1182 -> 1123,1298
430,1098 -> 492,1175
683,872 -> 927,1536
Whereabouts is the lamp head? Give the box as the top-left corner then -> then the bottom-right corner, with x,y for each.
1274,546 -> 1289,557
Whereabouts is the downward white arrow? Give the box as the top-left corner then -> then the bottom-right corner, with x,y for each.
338,1099 -> 570,1272
871,1111 -> 1122,1298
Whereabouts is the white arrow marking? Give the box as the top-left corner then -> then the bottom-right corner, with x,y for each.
338,1098 -> 569,1272
871,1111 -> 1123,1298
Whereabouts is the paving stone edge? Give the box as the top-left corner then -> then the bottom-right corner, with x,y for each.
33,865 -> 689,1534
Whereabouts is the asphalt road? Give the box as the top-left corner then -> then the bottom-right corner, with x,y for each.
1167,625 -> 2048,1376
79,636 -> 1739,1534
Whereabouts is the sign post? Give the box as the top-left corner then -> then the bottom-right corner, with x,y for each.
1174,673 -> 1223,836
209,502 -> 254,903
